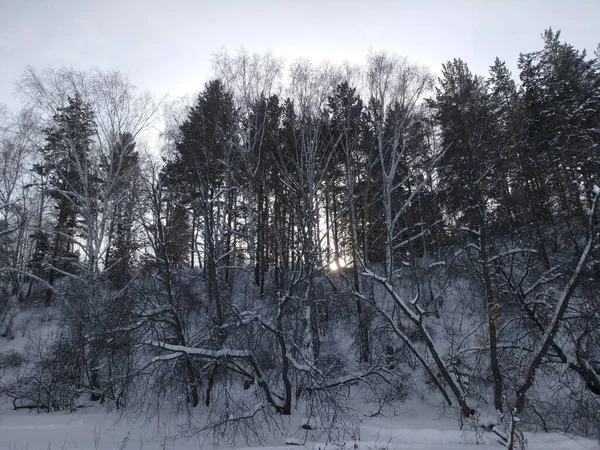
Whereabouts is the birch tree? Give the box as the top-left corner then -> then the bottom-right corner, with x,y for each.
361,53 -> 475,417
18,67 -> 158,282
212,50 -> 283,291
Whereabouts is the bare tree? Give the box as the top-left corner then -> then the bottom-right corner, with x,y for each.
0,106 -> 39,334
17,67 -> 159,280
514,190 -> 599,413
136,154 -> 201,407
212,49 -> 283,290
359,53 -> 475,417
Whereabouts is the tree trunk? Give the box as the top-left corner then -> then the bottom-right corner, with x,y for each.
480,227 -> 504,413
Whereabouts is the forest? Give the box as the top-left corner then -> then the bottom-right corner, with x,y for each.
0,29 -> 599,449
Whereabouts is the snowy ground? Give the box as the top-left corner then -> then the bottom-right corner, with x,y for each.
1,400 -> 598,450
1,309 -> 598,449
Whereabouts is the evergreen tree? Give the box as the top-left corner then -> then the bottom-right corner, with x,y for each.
165,79 -> 237,406
104,132 -> 140,287
327,81 -> 372,362
36,94 -> 97,303
429,59 -> 506,412
245,94 -> 282,292
428,59 -> 502,230
519,29 -> 600,233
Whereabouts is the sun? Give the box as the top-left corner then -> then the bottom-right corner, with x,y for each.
329,258 -> 346,272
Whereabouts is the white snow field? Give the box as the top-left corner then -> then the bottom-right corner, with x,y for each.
1,400 -> 597,450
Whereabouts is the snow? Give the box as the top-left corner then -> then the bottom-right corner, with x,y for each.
0,400 -> 597,450
148,340 -> 252,359
1,260 -> 599,450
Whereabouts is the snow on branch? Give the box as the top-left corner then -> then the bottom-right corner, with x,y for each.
152,351 -> 184,363
148,341 -> 251,359
487,248 -> 538,263
305,366 -> 392,392
286,354 -> 317,374
458,226 -> 480,236
516,189 -> 600,411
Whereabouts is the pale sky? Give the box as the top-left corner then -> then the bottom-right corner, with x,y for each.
1,0 -> 598,110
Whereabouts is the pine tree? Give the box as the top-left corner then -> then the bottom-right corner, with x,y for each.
36,93 -> 97,303
519,29 -> 600,235
327,81 -> 372,362
164,79 -> 237,406
104,132 -> 140,288
428,59 -> 502,230
245,94 -> 282,292
430,59 -> 506,412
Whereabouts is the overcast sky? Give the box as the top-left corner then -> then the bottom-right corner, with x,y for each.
1,0 -> 598,110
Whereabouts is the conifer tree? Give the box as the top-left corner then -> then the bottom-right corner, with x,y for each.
37,93 -> 97,303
